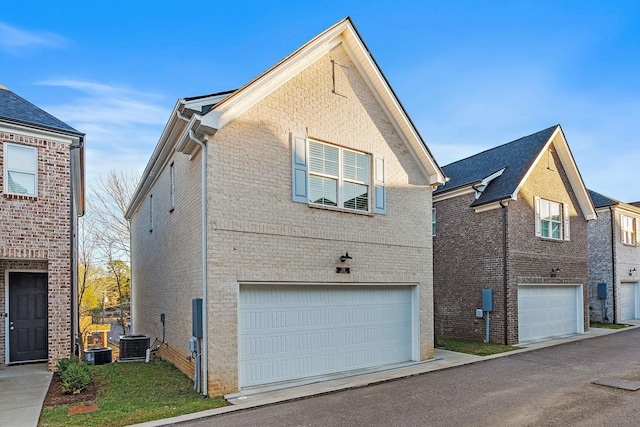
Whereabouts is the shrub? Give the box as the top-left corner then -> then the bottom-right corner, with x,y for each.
59,359 -> 91,394
56,356 -> 80,374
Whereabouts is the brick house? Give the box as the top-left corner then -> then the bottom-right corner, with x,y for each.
125,18 -> 445,395
0,85 -> 85,369
587,190 -> 640,323
433,125 -> 596,345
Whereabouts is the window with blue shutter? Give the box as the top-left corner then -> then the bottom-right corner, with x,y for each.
292,135 -> 383,214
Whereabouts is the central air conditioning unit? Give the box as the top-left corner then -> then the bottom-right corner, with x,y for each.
119,335 -> 150,361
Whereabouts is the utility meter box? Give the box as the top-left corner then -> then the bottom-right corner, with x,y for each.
192,298 -> 203,338
597,283 -> 607,300
482,289 -> 494,312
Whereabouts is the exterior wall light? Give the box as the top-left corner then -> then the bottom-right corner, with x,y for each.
340,252 -> 352,262
337,252 -> 352,274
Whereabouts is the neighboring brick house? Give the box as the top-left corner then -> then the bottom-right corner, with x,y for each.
125,18 -> 445,396
0,85 -> 85,369
433,125 -> 596,345
587,190 -> 640,323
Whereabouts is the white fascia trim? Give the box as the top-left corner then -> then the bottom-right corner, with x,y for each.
199,19 -> 445,186
125,101 -> 187,220
0,122 -> 77,145
474,168 -> 506,199
339,31 -> 445,186
474,198 -> 513,213
512,126 -> 597,221
433,185 -> 475,203
200,32 -> 344,132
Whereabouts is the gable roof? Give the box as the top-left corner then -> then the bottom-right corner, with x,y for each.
196,17 -> 444,185
589,189 -> 640,215
588,189 -> 618,208
0,85 -> 83,136
434,125 -> 596,220
126,17 -> 445,218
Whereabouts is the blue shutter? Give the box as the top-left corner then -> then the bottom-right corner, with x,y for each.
291,133 -> 308,203
374,156 -> 386,214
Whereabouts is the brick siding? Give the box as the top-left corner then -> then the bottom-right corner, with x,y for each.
130,45 -> 435,394
434,143 -> 590,344
0,131 -> 73,368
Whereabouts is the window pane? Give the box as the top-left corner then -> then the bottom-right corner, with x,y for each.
7,144 -> 36,172
343,150 -> 370,183
550,203 -> 561,222
309,175 -> 337,206
541,220 -> 550,238
551,222 -> 561,239
7,171 -> 35,195
343,182 -> 368,211
309,141 -> 338,176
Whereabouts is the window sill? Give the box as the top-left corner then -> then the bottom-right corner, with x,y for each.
537,236 -> 565,242
309,203 -> 373,216
3,193 -> 37,200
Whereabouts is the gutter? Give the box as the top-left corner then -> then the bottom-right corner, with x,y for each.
609,206 -> 617,323
177,111 -> 209,397
70,136 -> 85,357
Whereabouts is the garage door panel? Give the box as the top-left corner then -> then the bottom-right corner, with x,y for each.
518,285 -> 581,343
620,283 -> 638,321
239,284 -> 414,387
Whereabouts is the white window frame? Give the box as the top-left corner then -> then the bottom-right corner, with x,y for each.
432,207 -> 436,236
3,142 -> 38,197
308,139 -> 371,213
535,197 -> 569,241
621,214 -> 637,245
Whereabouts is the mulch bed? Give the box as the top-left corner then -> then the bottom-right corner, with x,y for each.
43,372 -> 98,407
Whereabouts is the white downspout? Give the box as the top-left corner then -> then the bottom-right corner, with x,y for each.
188,129 -> 208,397
177,111 -> 208,397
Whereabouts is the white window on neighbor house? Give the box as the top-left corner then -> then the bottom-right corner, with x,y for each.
169,161 -> 175,211
3,142 -> 37,197
535,197 -> 570,241
292,134 -> 386,214
621,214 -> 637,245
432,208 -> 436,236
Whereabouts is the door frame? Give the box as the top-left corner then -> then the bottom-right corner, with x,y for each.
4,269 -> 48,364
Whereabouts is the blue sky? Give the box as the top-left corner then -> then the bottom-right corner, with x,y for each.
2,1 -> 639,201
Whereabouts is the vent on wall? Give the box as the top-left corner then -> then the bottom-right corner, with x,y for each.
119,335 -> 150,360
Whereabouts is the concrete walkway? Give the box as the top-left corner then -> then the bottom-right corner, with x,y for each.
0,363 -> 51,427
132,323 -> 639,427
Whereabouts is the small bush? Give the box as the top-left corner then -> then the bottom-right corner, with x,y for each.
56,356 -> 80,374
59,359 -> 91,394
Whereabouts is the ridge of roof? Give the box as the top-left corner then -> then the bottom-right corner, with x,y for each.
435,125 -> 559,205
0,86 -> 83,136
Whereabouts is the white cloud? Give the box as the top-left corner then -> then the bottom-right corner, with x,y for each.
0,22 -> 67,52
36,80 -> 170,185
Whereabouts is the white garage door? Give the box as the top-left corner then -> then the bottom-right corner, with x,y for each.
239,284 -> 415,388
518,285 -> 583,343
620,283 -> 639,321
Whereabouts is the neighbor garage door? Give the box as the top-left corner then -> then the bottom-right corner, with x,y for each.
518,285 -> 583,343
620,283 -> 639,321
238,284 -> 415,388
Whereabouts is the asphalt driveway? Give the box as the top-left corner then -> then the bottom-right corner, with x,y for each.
181,327 -> 640,427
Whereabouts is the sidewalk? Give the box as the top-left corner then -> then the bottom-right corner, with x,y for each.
131,323 -> 639,427
0,363 -> 52,427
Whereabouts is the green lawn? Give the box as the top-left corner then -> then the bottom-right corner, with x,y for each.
436,337 -> 520,356
39,360 -> 227,427
590,322 -> 628,329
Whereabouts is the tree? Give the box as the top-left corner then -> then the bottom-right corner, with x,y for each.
87,169 -> 139,336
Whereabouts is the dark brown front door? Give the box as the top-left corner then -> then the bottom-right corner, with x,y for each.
9,272 -> 48,362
